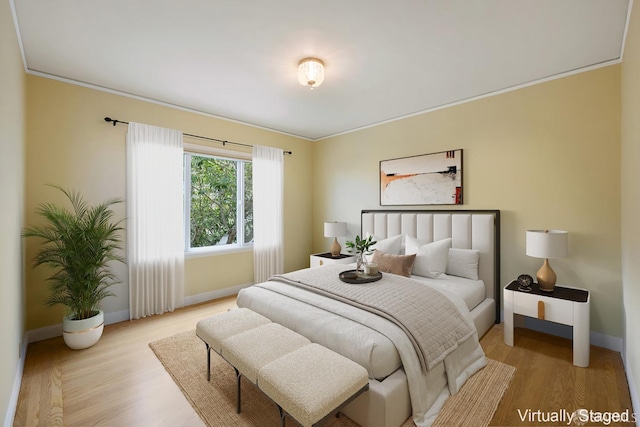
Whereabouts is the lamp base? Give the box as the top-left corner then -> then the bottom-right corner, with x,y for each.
330,238 -> 341,258
536,258 -> 557,292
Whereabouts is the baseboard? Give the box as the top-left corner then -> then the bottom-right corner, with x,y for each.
183,283 -> 251,306
26,284 -> 252,343
104,309 -> 130,325
590,330 -> 624,353
4,332 -> 28,427
521,318 -> 622,352
26,322 -> 62,344
623,356 -> 640,426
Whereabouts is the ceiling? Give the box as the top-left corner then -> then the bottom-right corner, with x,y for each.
12,0 -> 631,140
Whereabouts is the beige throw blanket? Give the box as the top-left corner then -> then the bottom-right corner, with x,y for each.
272,264 -> 474,372
243,264 -> 487,426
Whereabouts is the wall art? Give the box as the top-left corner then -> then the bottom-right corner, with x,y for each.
380,149 -> 462,205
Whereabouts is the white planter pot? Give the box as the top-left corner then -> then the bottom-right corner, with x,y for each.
62,310 -> 104,350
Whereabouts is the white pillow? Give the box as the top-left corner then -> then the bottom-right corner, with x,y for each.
446,248 -> 480,280
405,236 -> 452,279
368,233 -> 403,255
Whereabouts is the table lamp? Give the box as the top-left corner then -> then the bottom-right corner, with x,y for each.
324,221 -> 347,257
526,229 -> 568,292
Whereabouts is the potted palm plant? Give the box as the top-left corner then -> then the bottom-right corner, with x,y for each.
23,186 -> 125,349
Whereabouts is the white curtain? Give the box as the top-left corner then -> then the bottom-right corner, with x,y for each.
127,122 -> 184,319
252,145 -> 284,283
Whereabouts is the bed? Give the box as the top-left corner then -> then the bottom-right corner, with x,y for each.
237,210 -> 501,427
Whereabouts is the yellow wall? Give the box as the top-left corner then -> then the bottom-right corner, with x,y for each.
313,65 -> 622,338
621,1 -> 640,412
24,75 -> 313,330
10,7 -> 640,416
0,0 -> 26,423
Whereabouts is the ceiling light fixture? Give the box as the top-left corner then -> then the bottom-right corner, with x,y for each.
298,57 -> 325,89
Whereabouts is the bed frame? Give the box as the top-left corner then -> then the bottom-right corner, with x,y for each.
239,209 -> 501,427
360,209 -> 501,336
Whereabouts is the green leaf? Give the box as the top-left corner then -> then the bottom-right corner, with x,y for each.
345,234 -> 377,254
23,186 -> 125,320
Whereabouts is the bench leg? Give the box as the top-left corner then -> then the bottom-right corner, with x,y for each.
204,343 -> 211,381
235,368 -> 242,414
278,405 -> 285,427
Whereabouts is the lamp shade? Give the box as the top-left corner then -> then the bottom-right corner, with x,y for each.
324,221 -> 347,238
526,230 -> 568,259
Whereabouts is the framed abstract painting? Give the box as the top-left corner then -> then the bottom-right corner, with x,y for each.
380,149 -> 463,205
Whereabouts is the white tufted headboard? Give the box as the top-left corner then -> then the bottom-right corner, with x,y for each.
361,209 -> 501,324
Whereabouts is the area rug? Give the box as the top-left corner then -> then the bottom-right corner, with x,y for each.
150,330 -> 515,427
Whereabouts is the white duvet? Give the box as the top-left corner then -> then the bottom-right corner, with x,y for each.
237,269 -> 487,427
411,273 -> 486,312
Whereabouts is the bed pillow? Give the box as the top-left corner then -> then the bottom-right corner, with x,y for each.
405,236 -> 452,279
446,248 -> 480,280
372,250 -> 416,277
368,233 -> 403,255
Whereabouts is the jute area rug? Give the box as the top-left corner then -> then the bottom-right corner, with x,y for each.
150,330 -> 515,427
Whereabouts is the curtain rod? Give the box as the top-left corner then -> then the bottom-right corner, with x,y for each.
103,117 -> 292,155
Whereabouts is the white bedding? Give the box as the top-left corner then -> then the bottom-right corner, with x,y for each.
236,270 -> 484,380
410,274 -> 485,312
335,262 -> 486,313
333,261 -> 485,313
236,281 -> 402,379
236,268 -> 487,427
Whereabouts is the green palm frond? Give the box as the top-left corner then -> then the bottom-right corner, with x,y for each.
23,186 -> 125,320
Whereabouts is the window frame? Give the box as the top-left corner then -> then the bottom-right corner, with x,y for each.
183,143 -> 253,258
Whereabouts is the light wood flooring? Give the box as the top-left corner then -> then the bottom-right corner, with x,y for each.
13,296 -> 634,426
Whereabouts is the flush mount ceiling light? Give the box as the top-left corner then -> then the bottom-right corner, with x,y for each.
298,57 -> 325,89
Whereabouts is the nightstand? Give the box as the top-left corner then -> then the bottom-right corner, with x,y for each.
310,252 -> 356,268
503,281 -> 590,367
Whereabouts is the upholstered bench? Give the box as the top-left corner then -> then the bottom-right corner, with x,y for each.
195,308 -> 271,380
221,323 -> 311,413
258,343 -> 370,427
196,308 -> 370,427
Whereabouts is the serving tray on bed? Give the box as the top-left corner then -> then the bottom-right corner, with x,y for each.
338,270 -> 382,284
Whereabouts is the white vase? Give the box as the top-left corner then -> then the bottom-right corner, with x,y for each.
62,310 -> 104,350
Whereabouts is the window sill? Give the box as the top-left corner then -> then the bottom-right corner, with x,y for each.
185,245 -> 253,259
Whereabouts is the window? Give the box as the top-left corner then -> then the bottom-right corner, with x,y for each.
184,151 -> 252,254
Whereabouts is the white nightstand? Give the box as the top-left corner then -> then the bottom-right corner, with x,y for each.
310,252 -> 356,268
503,281 -> 590,367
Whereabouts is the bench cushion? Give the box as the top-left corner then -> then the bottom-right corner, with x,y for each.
257,343 -> 369,427
221,323 -> 311,383
195,308 -> 271,353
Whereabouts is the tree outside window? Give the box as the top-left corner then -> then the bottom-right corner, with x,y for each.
185,152 -> 252,251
